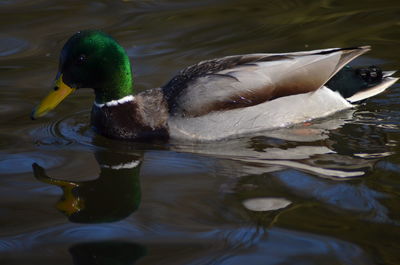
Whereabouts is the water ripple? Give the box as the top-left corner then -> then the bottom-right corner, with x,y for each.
275,170 -> 396,224
0,152 -> 63,174
221,227 -> 373,265
0,35 -> 28,57
30,110 -> 94,148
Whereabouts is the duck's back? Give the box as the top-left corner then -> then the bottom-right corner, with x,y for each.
162,47 -> 369,118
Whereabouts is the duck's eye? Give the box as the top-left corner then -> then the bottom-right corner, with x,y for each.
76,54 -> 87,65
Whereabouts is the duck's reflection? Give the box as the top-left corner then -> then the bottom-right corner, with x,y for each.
32,151 -> 142,223
69,241 -> 146,265
171,109 -> 392,179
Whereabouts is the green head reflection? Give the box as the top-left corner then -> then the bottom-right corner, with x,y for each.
32,151 -> 142,223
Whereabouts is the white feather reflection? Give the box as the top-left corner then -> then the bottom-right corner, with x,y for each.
242,198 -> 292,212
171,109 -> 389,179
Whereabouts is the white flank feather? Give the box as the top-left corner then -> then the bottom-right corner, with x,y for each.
168,86 -> 353,141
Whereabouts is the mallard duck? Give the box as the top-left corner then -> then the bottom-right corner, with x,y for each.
31,30 -> 398,141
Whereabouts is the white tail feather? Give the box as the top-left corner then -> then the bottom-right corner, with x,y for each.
346,77 -> 399,103
383,71 -> 397,77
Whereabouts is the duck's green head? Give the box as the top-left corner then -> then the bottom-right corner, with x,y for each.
31,30 -> 133,119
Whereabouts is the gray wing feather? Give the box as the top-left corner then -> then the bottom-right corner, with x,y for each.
162,47 -> 370,117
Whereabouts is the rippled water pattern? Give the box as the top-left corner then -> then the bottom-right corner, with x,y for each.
1,1 -> 400,264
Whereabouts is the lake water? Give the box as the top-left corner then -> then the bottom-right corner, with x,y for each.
1,0 -> 400,264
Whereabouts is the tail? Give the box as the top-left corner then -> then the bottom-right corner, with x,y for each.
326,65 -> 398,102
346,69 -> 398,102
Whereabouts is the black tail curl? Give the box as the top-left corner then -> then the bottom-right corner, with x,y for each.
327,65 -> 384,98
356,66 -> 383,85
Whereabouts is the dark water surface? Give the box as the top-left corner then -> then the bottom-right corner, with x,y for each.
1,0 -> 400,264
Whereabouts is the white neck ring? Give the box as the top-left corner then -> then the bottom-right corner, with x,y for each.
94,95 -> 135,108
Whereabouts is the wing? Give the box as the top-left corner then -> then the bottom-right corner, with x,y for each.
162,46 -> 370,117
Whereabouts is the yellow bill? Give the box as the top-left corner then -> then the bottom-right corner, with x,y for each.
31,74 -> 75,119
